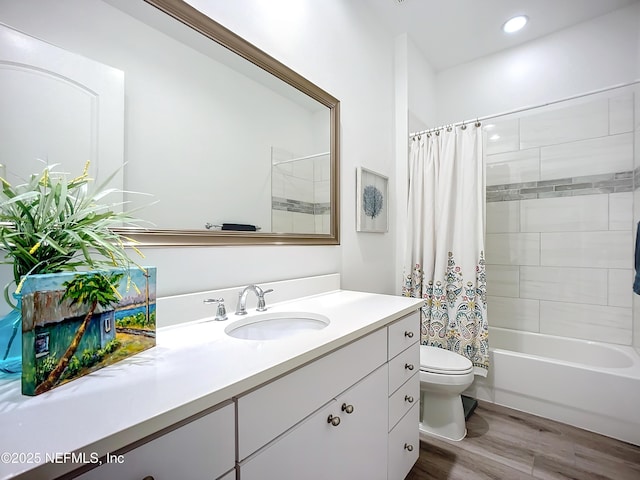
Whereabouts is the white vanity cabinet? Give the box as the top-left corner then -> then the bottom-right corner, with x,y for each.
240,364 -> 389,480
387,311 -> 420,480
74,402 -> 235,480
388,402 -> 420,480
237,310 -> 422,480
236,328 -> 388,461
237,327 -> 388,479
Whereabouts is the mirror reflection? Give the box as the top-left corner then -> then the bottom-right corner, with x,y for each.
0,0 -> 339,244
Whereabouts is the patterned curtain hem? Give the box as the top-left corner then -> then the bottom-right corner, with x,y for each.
403,251 -> 489,375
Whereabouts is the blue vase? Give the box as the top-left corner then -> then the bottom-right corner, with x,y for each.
0,295 -> 22,376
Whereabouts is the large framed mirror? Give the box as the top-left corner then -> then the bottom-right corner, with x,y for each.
0,0 -> 340,246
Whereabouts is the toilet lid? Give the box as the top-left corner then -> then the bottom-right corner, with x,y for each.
420,345 -> 473,374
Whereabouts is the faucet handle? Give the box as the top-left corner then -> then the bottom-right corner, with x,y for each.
256,289 -> 274,312
204,298 -> 228,321
204,298 -> 224,304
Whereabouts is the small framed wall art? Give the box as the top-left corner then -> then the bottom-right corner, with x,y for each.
356,167 -> 388,232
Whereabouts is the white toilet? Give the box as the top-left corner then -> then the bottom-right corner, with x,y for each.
419,345 -> 474,441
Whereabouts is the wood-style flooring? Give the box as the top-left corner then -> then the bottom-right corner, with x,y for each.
406,401 -> 640,480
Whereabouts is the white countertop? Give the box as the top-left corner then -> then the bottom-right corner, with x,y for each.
0,289 -> 424,480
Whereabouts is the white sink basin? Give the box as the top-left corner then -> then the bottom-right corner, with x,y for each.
224,311 -> 330,340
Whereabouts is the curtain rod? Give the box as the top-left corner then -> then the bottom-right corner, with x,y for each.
272,151 -> 330,165
409,79 -> 640,138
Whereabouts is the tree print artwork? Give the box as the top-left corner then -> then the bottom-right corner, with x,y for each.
363,185 -> 384,219
356,167 -> 388,232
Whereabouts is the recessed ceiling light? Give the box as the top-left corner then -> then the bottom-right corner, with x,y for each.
502,15 -> 528,34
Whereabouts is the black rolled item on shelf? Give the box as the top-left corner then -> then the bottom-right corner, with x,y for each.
221,223 -> 258,231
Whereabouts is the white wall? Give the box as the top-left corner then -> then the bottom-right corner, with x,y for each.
184,0 -> 398,295
393,34 -> 409,296
636,5 -> 640,80
0,0 -> 398,315
407,38 -> 437,134
435,3 -> 640,125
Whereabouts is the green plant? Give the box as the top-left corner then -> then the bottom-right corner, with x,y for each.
0,162 -> 145,306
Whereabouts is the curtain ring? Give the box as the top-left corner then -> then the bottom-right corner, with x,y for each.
435,130 -> 440,136
446,125 -> 452,132
461,121 -> 467,130
475,118 -> 481,128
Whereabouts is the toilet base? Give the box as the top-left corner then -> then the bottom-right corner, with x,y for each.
419,422 -> 467,442
420,392 -> 468,441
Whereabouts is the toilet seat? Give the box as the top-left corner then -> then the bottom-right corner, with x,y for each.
420,345 -> 473,375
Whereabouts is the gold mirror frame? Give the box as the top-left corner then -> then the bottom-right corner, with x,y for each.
114,0 -> 340,246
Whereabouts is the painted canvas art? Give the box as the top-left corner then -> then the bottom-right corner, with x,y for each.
21,267 -> 156,396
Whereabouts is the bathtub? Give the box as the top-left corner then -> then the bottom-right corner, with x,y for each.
464,327 -> 640,446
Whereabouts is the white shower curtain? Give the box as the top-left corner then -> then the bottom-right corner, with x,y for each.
402,125 -> 489,376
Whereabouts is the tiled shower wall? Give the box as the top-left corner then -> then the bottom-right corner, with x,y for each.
271,148 -> 331,234
485,87 -> 635,346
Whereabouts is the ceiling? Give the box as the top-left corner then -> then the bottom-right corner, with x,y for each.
365,0 -> 640,71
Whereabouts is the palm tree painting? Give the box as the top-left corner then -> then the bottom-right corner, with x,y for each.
34,272 -> 122,394
21,267 -> 156,396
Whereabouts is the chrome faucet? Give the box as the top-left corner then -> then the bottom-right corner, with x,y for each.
203,298 -> 228,321
235,284 -> 273,315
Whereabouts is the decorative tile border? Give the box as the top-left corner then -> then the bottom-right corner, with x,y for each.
487,170 -> 634,202
314,202 -> 331,215
272,197 -> 330,215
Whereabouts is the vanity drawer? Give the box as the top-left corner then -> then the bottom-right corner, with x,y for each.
237,327 -> 387,460
388,311 -> 420,360
388,371 -> 419,432
76,402 -> 235,480
388,402 -> 420,480
388,342 -> 420,395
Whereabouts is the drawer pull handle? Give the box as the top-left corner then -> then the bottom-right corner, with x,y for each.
404,331 -> 414,338
405,363 -> 414,371
404,443 -> 414,452
405,395 -> 414,403
327,414 -> 341,426
341,403 -> 354,414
